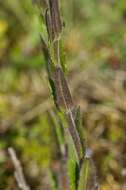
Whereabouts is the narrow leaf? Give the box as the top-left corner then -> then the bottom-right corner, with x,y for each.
75,106 -> 85,154
50,111 -> 66,156
45,8 -> 53,41
67,133 -> 79,190
49,0 -> 62,39
78,158 -> 90,190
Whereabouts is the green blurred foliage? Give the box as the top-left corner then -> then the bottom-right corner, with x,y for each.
0,0 -> 126,189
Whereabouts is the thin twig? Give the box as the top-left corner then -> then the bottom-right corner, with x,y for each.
8,147 -> 30,190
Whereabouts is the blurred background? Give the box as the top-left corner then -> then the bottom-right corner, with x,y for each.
0,0 -> 126,189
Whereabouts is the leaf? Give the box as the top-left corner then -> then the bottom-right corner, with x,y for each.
67,110 -> 83,161
59,67 -> 74,109
74,106 -> 85,154
40,35 -> 53,75
49,0 -> 62,39
67,133 -> 79,190
52,67 -> 83,160
78,158 -> 90,190
52,67 -> 67,109
50,111 -> 66,156
78,158 -> 99,190
52,66 -> 73,110
40,36 -> 57,104
67,155 -> 77,190
66,127 -> 79,166
45,8 -> 53,41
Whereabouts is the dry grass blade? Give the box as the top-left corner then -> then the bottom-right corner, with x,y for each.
8,147 -> 30,190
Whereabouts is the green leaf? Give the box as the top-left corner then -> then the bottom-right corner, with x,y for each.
50,111 -> 66,156
78,158 -> 90,190
67,139 -> 79,190
67,156 -> 77,190
49,77 -> 57,106
75,107 -> 85,154
66,127 -> 79,166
